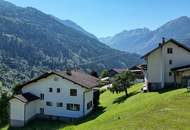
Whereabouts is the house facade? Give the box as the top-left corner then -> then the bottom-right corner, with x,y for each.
143,39 -> 190,90
129,65 -> 145,83
9,70 -> 99,127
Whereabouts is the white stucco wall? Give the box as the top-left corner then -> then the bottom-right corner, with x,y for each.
9,99 -> 25,121
84,90 -> 93,115
147,48 -> 162,83
147,41 -> 190,84
25,100 -> 40,121
21,74 -> 92,118
163,42 -> 190,83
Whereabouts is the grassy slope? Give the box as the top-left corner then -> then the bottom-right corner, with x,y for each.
2,83 -> 190,130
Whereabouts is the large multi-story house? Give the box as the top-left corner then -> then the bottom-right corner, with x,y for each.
9,70 -> 99,127
143,38 -> 190,90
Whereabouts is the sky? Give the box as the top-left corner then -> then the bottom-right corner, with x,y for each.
5,0 -> 190,37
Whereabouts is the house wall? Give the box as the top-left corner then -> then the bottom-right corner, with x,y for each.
9,99 -> 25,127
25,100 -> 40,122
146,41 -> 190,89
147,48 -> 162,83
163,42 -> 190,83
22,74 -> 91,118
84,90 -> 93,115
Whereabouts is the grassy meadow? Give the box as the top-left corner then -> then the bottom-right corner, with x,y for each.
2,83 -> 190,130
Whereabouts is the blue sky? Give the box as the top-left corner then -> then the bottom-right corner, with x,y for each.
5,0 -> 190,37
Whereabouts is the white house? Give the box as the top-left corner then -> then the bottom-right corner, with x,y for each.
143,38 -> 190,90
9,70 -> 99,127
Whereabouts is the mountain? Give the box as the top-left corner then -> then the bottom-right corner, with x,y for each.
100,28 -> 152,53
0,0 -> 142,87
100,16 -> 190,54
51,16 -> 98,40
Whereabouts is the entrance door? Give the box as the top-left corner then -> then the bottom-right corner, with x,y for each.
40,108 -> 44,115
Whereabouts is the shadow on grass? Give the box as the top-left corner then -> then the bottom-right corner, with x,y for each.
8,106 -> 106,130
155,86 -> 185,94
113,91 -> 139,104
74,106 -> 106,125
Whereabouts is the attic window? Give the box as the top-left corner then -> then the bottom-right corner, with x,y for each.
167,48 -> 173,54
54,77 -> 59,81
70,89 -> 77,96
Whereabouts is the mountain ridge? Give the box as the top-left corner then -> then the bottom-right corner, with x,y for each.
0,0 -> 142,87
100,16 -> 190,54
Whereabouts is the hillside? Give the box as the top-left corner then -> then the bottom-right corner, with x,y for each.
0,0 -> 142,88
100,16 -> 190,54
52,17 -> 98,40
2,84 -> 190,130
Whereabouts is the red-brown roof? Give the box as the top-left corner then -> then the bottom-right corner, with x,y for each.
17,70 -> 99,89
55,70 -> 99,89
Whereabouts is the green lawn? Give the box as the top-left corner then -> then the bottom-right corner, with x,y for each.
2,83 -> 190,130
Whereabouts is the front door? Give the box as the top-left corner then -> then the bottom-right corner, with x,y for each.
40,108 -> 44,115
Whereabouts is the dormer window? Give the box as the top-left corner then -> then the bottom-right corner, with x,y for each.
167,48 -> 173,54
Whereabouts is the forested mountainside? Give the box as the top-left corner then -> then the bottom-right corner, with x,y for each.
0,0 -> 142,88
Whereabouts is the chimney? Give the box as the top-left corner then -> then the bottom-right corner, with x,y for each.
162,37 -> 165,44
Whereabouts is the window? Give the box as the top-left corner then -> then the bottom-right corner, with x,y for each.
56,102 -> 63,107
169,60 -> 172,65
40,93 -> 44,100
169,72 -> 172,76
46,101 -> 53,106
67,104 -> 80,111
57,88 -> 61,93
70,89 -> 77,96
49,88 -> 53,92
167,48 -> 173,54
87,101 -> 92,110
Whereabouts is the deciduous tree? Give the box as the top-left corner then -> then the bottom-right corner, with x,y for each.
110,71 -> 135,96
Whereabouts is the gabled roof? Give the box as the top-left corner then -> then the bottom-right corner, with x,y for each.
142,39 -> 190,58
14,93 -> 39,103
17,70 -> 99,89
